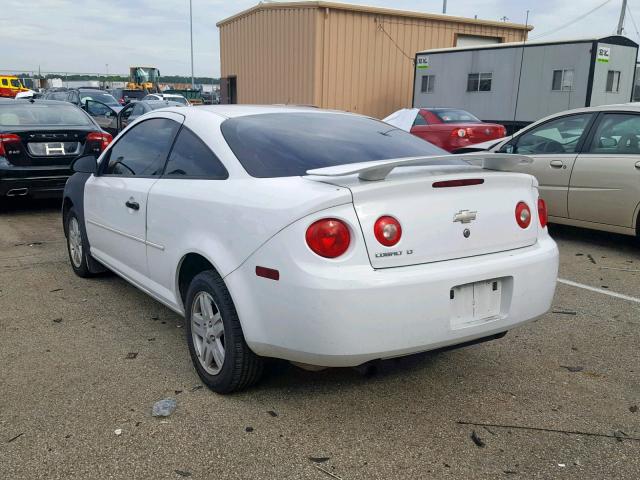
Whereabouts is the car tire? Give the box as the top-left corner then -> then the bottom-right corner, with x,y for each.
185,270 -> 264,393
65,208 -> 94,278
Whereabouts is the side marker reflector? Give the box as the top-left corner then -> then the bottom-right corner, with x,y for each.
256,266 -> 280,281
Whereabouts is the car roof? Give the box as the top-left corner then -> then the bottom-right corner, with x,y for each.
164,104 -> 349,119
0,99 -> 77,106
143,100 -> 184,106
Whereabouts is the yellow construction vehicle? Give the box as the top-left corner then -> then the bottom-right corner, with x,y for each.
127,66 -> 160,92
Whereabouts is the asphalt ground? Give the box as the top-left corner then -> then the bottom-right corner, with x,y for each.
1,198 -> 639,479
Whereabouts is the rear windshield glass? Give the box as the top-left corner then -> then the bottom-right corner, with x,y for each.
123,90 -> 146,99
221,112 -> 449,178
147,101 -> 183,110
431,109 -> 481,123
0,103 -> 92,127
80,91 -> 119,106
167,96 -> 188,105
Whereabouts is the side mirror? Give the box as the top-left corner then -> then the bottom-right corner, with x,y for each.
498,143 -> 515,154
72,155 -> 97,174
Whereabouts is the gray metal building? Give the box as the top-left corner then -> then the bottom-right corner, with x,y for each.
412,36 -> 639,131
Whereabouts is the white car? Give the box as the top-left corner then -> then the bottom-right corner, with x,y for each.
62,106 -> 559,393
143,93 -> 190,106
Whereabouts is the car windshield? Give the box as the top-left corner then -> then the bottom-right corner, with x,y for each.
10,79 -> 21,88
147,101 -> 183,110
221,112 -> 451,178
80,91 -> 119,106
0,103 -> 92,126
431,109 -> 481,123
167,96 -> 188,105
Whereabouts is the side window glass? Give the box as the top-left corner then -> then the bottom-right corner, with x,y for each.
589,114 -> 640,154
131,104 -> 145,117
514,114 -> 592,155
104,118 -> 180,176
1,79 -> 8,86
412,113 -> 428,126
164,127 -> 228,179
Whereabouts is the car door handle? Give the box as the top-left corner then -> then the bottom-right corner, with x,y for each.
635,161 -> 640,169
550,160 -> 564,168
125,200 -> 140,211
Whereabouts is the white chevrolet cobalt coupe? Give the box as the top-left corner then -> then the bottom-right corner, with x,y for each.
63,106 -> 559,393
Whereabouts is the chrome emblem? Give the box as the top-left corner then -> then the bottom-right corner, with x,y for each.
453,210 -> 477,224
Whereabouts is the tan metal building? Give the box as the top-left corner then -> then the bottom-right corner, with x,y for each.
218,1 -> 532,118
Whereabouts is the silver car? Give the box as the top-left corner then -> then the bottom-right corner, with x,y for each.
472,105 -> 640,237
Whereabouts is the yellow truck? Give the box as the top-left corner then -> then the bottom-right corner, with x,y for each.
127,66 -> 160,92
0,75 -> 30,98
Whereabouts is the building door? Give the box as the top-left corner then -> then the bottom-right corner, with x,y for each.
228,76 -> 237,104
220,76 -> 237,104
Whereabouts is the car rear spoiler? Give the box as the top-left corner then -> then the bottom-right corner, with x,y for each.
305,153 -> 532,182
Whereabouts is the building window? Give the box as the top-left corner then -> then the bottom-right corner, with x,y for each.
606,70 -> 621,93
421,75 -> 435,93
552,69 -> 574,91
467,73 -> 492,92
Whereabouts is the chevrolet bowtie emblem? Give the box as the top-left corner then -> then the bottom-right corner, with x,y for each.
453,210 -> 477,224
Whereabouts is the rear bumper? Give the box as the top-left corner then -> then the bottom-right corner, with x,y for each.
0,165 -> 71,198
226,235 -> 559,367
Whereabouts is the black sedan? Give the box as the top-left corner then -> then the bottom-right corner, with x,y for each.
0,99 -> 111,199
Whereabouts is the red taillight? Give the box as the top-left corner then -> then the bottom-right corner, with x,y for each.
374,216 -> 402,246
515,202 -> 531,229
0,133 -> 21,157
538,198 -> 548,228
305,218 -> 350,258
87,131 -> 113,152
433,178 -> 484,188
500,126 -> 507,136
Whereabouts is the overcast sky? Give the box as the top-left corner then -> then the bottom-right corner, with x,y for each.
0,0 -> 636,77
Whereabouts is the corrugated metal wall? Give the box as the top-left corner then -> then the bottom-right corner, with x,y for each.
318,9 -> 527,118
219,6 -> 318,105
219,4 -> 529,118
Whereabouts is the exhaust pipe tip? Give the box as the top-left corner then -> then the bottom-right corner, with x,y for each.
6,188 -> 29,197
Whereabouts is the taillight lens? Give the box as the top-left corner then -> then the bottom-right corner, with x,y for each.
515,202 -> 531,229
374,216 -> 402,246
538,198 -> 548,228
87,131 -> 113,152
454,128 -> 467,138
305,218 -> 350,258
0,133 -> 21,157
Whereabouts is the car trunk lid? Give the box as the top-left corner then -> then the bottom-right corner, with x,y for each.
307,155 -> 538,269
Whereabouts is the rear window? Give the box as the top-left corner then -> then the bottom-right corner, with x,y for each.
220,112 -> 448,178
80,91 -> 119,106
167,96 -> 188,105
123,90 -> 146,100
431,109 -> 481,123
0,103 -> 92,127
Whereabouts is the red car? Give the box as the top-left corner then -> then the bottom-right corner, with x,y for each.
409,108 -> 506,152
